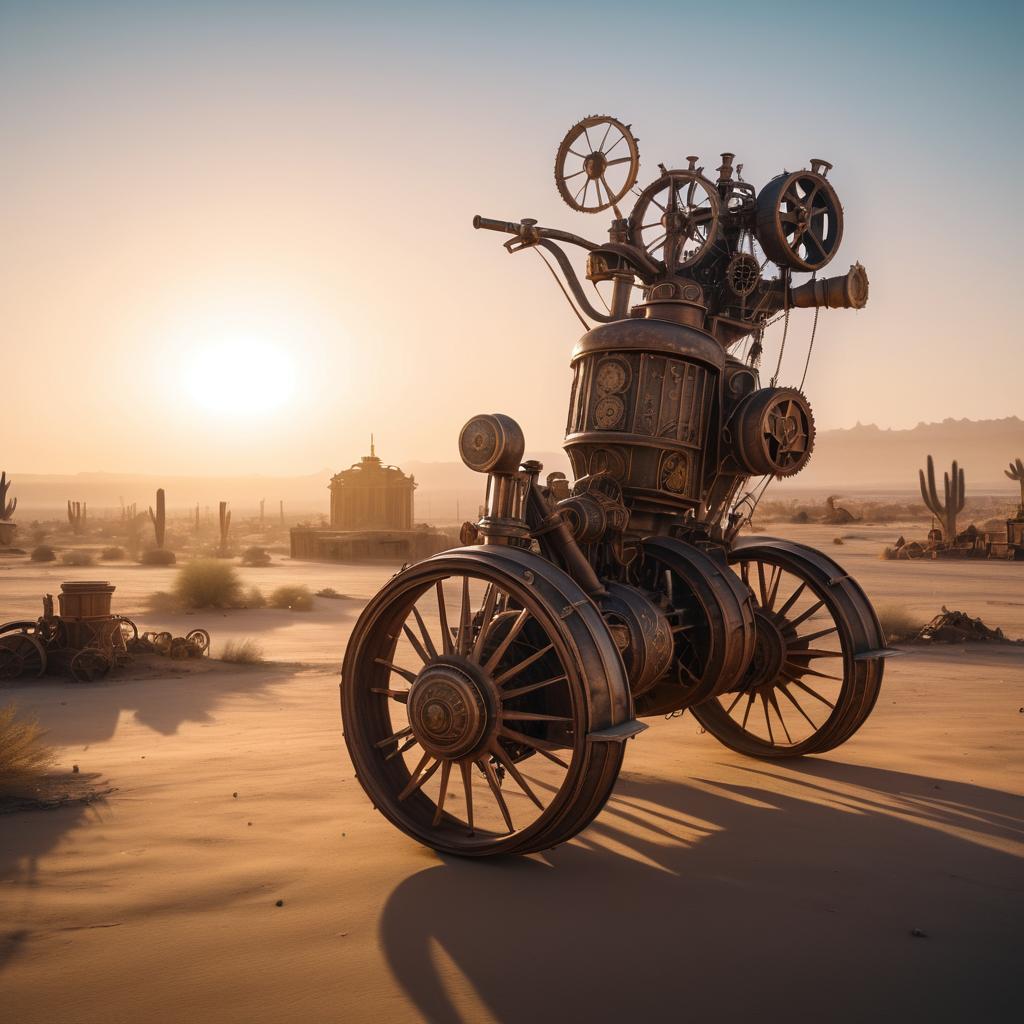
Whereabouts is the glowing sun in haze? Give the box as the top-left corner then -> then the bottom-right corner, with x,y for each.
184,337 -> 297,416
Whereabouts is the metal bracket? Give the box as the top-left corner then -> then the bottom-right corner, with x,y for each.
587,720 -> 648,743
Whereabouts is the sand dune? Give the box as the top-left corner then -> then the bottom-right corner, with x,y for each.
1,524 -> 1021,1022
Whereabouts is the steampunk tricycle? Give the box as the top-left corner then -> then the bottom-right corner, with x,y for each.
341,116 -> 888,856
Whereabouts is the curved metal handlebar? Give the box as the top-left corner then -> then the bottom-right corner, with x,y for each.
473,215 -> 599,252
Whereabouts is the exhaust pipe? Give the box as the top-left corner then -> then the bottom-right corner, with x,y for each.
790,262 -> 869,310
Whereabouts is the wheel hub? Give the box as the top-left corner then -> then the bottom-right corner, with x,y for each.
407,658 -> 491,759
584,151 -> 607,179
744,608 -> 786,691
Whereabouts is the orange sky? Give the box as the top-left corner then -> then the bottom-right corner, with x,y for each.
1,2 -> 1020,476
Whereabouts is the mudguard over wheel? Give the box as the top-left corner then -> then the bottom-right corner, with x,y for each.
341,545 -> 638,857
691,538 -> 885,757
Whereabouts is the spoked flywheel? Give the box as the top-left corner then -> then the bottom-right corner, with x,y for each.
691,539 -> 885,757
342,546 -> 635,857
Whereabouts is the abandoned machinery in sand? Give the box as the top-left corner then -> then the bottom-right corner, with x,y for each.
341,116 -> 889,856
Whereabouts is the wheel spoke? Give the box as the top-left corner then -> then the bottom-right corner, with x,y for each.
789,598 -> 825,628
375,725 -> 412,749
767,689 -> 792,744
756,561 -> 768,606
436,581 -> 453,655
491,744 -> 545,810
785,661 -> 841,682
460,760 -> 475,834
500,710 -> 573,723
384,736 -> 419,761
398,752 -> 439,800
741,693 -> 755,729
494,643 -> 555,685
760,692 -> 775,744
499,726 -> 571,761
800,625 -> 838,644
501,673 -> 567,701
482,759 -> 514,834
776,581 -> 806,617
724,690 -> 745,715
456,576 -> 472,655
788,647 -> 843,660
766,565 -> 783,610
783,675 -> 836,709
410,604 -> 438,660
778,682 -> 817,729
370,687 -> 409,703
402,623 -> 431,664
432,761 -> 452,826
374,658 -> 417,685
482,607 -> 531,673
470,583 -> 499,663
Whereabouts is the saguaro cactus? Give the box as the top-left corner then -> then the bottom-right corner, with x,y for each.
1006,458 -> 1024,512
67,500 -> 86,535
218,501 -> 232,555
919,454 -> 965,541
149,488 -> 166,548
259,498 -> 265,526
0,471 -> 16,520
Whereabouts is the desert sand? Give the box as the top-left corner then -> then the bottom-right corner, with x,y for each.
1,523 -> 1021,1023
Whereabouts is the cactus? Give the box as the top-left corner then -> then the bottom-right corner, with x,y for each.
218,501 -> 232,555
1005,458 -> 1024,512
0,471 -> 16,521
67,500 -> 85,535
259,498 -> 265,525
195,503 -> 201,532
148,488 -> 166,548
918,454 -> 965,541
280,499 -> 285,525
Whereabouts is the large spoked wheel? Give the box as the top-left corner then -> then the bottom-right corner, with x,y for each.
691,539 -> 884,757
342,546 -> 634,857
0,628 -> 47,678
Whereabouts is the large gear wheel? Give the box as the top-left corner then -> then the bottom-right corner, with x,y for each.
729,387 -> 815,477
554,115 -> 640,214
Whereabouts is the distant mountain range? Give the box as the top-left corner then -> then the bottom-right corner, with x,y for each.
7,418 -> 1022,521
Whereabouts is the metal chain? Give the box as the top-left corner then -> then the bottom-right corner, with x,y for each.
769,273 -> 790,387
799,302 -> 820,392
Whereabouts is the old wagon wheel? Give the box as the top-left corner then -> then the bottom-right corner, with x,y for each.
628,168 -> 721,271
70,647 -> 111,684
631,538 -> 757,715
185,628 -> 210,655
0,646 -> 25,680
755,168 -> 843,272
691,539 -> 884,757
0,631 -> 47,678
342,546 -> 635,857
115,616 -> 139,646
554,115 -> 640,214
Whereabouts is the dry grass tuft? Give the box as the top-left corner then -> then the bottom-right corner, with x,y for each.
174,559 -> 242,609
30,544 -> 56,562
0,704 -> 56,791
876,604 -> 923,644
101,546 -> 126,560
220,639 -> 264,664
269,585 -> 314,612
244,586 -> 267,608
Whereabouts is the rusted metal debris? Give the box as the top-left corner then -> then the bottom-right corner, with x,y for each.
912,608 -> 1021,645
0,581 -> 210,683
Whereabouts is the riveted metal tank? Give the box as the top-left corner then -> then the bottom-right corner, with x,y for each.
564,299 -> 724,533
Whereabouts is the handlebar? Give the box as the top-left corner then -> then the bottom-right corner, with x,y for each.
472,215 -> 598,252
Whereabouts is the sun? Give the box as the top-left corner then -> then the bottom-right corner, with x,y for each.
183,336 -> 297,416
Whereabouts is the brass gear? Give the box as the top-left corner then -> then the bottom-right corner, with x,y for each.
554,115 -> 640,214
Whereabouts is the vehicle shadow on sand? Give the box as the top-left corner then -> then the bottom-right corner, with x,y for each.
380,759 -> 1022,1024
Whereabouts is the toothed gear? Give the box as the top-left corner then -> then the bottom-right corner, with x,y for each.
730,387 -> 815,478
554,115 -> 639,213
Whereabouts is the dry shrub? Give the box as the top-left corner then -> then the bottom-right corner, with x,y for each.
241,546 -> 272,567
146,590 -> 179,613
316,587 -> 344,599
101,546 -> 126,560
30,544 -> 56,562
0,704 -> 55,791
62,549 -> 93,566
220,639 -> 264,664
832,537 -> 844,545
269,585 -> 314,612
140,548 -> 176,566
876,604 -> 923,644
244,586 -> 267,608
174,559 -> 242,609
880,546 -> 898,560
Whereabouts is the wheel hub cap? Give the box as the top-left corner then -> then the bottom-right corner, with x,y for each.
746,609 -> 786,690
408,659 -> 490,759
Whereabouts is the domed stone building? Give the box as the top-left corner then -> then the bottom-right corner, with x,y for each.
290,439 -> 451,562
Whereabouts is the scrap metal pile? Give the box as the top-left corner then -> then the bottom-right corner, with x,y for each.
913,608 -> 1021,645
0,581 -> 210,683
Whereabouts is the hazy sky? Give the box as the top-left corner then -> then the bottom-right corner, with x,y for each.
1,0 -> 1020,475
